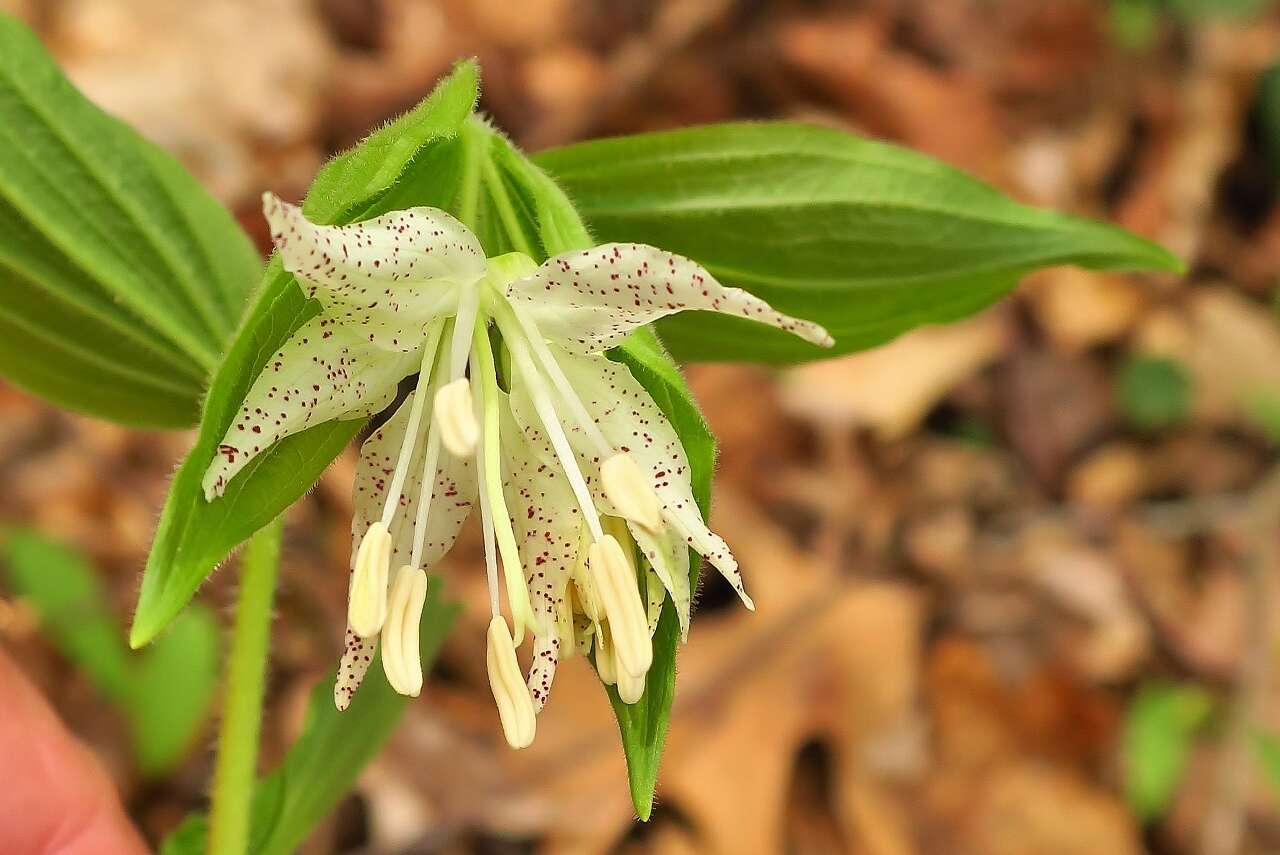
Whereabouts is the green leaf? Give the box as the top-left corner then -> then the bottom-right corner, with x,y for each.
303,59 -> 479,224
132,66 -> 479,648
1122,681 -> 1214,821
4,530 -> 219,775
0,14 -> 260,427
1116,355 -> 1192,430
126,605 -> 220,775
1167,0 -> 1275,20
159,577 -> 459,855
1256,61 -> 1280,177
1246,391 -> 1280,444
536,122 -> 1183,364
158,814 -> 208,855
1254,729 -> 1280,798
1108,0 -> 1160,50
608,326 -> 715,819
5,529 -> 132,696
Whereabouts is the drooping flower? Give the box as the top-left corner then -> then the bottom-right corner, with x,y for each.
203,193 -> 831,748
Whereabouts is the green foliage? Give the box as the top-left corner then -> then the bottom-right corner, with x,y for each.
3,530 -> 218,775
1257,62 -> 1280,178
536,122 -> 1183,364
1116,355 -> 1192,430
1254,730 -> 1280,798
1245,391 -> 1280,443
304,59 -> 479,225
1110,0 -> 1276,48
1167,0 -> 1276,19
1109,0 -> 1161,49
0,14 -> 260,427
1123,681 -> 1214,820
160,576 -> 459,855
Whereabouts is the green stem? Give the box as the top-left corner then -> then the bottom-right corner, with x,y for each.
207,517 -> 284,855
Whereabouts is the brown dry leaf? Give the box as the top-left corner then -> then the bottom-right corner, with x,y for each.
1000,348 -> 1114,486
779,311 -> 1008,440
923,639 -> 1136,854
1021,529 -> 1150,681
964,762 -> 1143,855
1114,23 -> 1280,262
1066,442 -> 1149,509
1024,268 -> 1145,353
45,0 -> 334,204
778,15 -> 1008,183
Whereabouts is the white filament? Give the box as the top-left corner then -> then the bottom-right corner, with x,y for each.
505,303 -> 611,457
378,320 -> 445,527
495,309 -> 604,542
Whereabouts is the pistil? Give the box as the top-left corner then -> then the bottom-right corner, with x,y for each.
471,320 -> 535,642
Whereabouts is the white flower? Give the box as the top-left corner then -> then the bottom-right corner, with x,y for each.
203,194 -> 831,748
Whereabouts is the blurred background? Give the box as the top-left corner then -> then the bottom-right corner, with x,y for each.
3,0 -> 1280,853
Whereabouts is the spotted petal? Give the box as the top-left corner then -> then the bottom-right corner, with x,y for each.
335,389 -> 477,708
507,352 -> 726,637
350,390 -> 476,573
500,404 -> 581,709
203,319 -> 420,499
265,193 -> 486,351
335,627 -> 377,711
505,243 -> 832,354
562,350 -> 750,612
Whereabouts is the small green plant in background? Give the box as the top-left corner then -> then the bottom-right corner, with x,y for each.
1116,355 -> 1192,430
1124,680 -> 1280,822
1123,681 -> 1215,820
1109,0 -> 1277,50
2,530 -> 219,776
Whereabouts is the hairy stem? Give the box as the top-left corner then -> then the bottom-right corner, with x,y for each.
207,517 -> 284,855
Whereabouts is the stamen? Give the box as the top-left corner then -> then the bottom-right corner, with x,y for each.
378,320 -> 446,526
594,624 -> 617,686
601,453 -> 662,532
615,654 -> 645,704
349,521 -> 392,638
434,377 -> 479,457
555,586 -> 577,659
588,534 -> 652,678
494,309 -> 604,542
486,616 -> 536,749
471,322 -> 535,642
380,565 -> 427,697
570,524 -> 602,623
